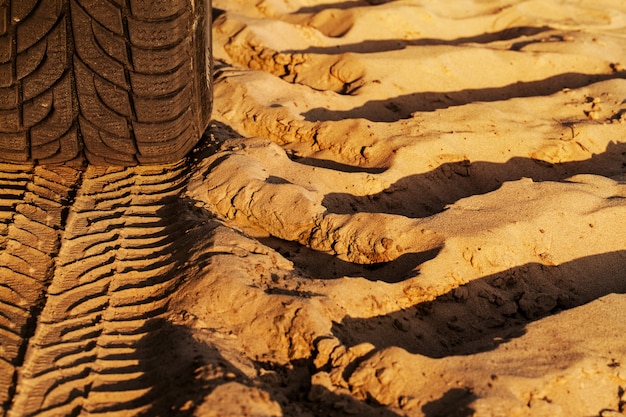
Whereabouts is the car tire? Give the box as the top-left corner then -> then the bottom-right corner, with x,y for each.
0,0 -> 212,165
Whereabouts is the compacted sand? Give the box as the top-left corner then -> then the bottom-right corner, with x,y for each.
1,0 -> 625,416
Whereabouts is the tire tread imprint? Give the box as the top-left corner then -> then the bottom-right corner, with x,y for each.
8,162 -> 192,416
0,165 -> 82,412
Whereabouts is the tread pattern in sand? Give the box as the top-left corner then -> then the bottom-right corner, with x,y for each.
0,164 -> 81,410
3,163 -> 190,416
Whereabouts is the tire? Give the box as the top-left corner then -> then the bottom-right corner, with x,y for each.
0,0 -> 212,165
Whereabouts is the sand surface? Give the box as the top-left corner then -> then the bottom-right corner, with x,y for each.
1,0 -> 626,416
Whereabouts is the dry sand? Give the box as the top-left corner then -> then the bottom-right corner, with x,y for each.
1,0 -> 626,416
184,0 -> 626,415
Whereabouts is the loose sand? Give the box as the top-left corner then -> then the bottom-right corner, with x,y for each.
1,0 -> 625,416
182,0 -> 626,415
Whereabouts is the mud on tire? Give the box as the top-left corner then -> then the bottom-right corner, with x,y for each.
0,0 -> 212,165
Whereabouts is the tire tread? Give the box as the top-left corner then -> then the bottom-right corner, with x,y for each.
0,0 -> 212,165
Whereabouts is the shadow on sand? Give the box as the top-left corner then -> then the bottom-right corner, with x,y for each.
332,251 -> 626,359
303,72 -> 626,122
285,26 -> 553,55
321,141 -> 626,219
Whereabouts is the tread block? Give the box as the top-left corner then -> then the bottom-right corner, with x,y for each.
80,117 -> 135,164
20,20 -> 67,101
74,59 -> 130,138
30,74 -> 75,144
94,76 -> 132,117
0,4 -> 7,36
75,0 -> 124,35
0,34 -> 12,63
0,148 -> 30,162
22,91 -> 53,129
0,131 -> 26,151
130,0 -> 188,20
0,85 -> 17,110
15,0 -> 62,54
0,62 -> 13,87
99,130 -> 137,156
36,127 -> 81,164
132,109 -> 191,145
130,61 -> 190,97
133,84 -> 191,123
127,11 -> 190,49
31,137 -> 60,160
71,1 -> 128,88
136,129 -> 197,162
91,21 -> 130,66
130,38 -> 191,74
0,109 -> 19,130
15,33 -> 45,81
10,0 -> 37,24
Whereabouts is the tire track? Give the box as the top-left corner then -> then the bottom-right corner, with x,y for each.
6,161 -> 191,416
0,164 -> 82,412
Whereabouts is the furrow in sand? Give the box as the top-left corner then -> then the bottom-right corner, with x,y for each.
7,217 -> 60,253
59,224 -> 174,258
8,162 -> 191,416
0,165 -> 82,412
0,269 -> 45,303
0,306 -> 29,338
0,166 -> 31,242
0,330 -> 21,360
17,194 -> 66,228
0,293 -> 28,318
40,314 -> 104,345
62,229 -> 178,257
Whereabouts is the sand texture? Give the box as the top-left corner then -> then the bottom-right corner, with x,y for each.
1,0 -> 626,416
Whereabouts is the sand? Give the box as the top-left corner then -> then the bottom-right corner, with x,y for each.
1,0 -> 625,416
